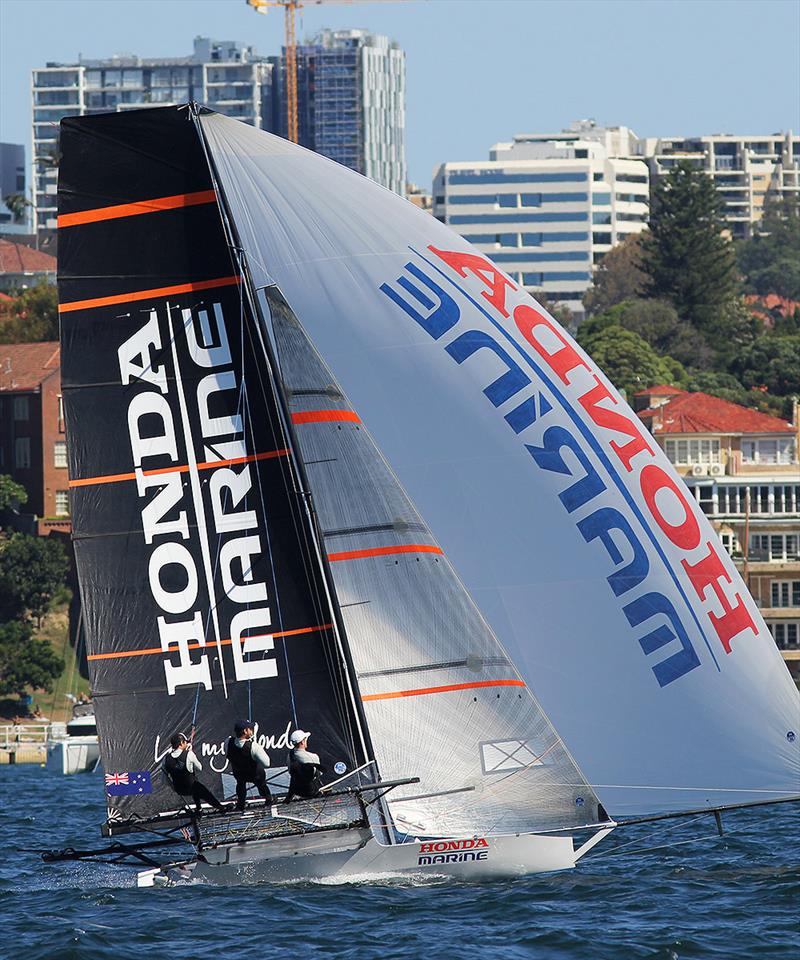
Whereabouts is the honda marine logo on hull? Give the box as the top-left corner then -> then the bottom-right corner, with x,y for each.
417,837 -> 489,866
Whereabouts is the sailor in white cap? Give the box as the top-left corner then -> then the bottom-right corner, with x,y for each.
286,729 -> 325,801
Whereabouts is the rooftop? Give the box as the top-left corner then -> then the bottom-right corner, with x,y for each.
637,388 -> 794,435
0,341 -> 60,392
0,240 -> 57,275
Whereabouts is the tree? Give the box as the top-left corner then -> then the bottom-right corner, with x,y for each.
583,234 -> 647,315
738,194 -> 800,297
0,281 -> 59,343
2,193 -> 30,224
733,335 -> 800,397
0,474 -> 28,514
0,533 -> 69,624
0,620 -> 63,697
583,298 -> 712,368
642,161 -> 739,332
578,323 -> 684,398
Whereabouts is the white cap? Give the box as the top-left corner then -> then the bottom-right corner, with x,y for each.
290,729 -> 311,746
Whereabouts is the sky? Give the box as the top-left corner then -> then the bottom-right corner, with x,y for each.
1,0 -> 799,186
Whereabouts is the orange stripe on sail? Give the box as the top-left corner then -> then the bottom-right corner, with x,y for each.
58,275 -> 240,314
57,190 -> 217,228
328,544 -> 444,562
362,679 -> 526,702
87,622 -> 333,662
291,410 -> 361,425
69,448 -> 290,489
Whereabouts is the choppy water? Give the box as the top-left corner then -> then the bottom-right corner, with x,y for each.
1,765 -> 798,960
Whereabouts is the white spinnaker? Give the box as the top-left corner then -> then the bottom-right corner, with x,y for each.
202,112 -> 800,817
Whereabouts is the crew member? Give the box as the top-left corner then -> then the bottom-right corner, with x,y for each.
226,719 -> 272,810
286,729 -> 325,801
163,732 -> 225,814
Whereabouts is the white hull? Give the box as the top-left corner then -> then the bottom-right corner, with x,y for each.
46,736 -> 101,775
137,828 -> 612,887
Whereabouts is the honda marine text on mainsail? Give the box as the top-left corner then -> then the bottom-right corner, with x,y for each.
44,105 -> 799,886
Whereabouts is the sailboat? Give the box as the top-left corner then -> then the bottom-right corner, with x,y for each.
45,104 -> 799,885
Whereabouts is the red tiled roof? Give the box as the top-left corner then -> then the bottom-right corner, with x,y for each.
648,391 -> 793,435
0,342 -> 60,392
0,239 -> 57,274
633,384 -> 686,398
745,294 -> 800,318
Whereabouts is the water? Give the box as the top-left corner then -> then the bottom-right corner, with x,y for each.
1,766 -> 797,960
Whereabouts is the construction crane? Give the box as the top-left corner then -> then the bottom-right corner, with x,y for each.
246,0 -> 407,145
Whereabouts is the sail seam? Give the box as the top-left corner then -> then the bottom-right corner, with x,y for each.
58,275 -> 241,313
68,448 -> 290,488
362,679 -> 525,701
57,189 -> 217,228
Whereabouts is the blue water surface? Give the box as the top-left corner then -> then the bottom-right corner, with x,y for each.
0,765 -> 797,960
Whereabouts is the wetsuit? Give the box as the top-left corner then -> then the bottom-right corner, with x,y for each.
286,746 -> 324,801
163,748 -> 224,813
226,736 -> 272,809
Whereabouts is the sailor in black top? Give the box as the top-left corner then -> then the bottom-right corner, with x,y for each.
226,719 -> 273,810
163,732 -> 224,814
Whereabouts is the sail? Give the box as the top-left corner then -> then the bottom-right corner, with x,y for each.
57,106 -> 365,821
201,111 -> 800,818
263,288 -> 601,836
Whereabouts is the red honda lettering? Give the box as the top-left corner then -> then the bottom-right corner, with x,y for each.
639,464 -> 701,551
578,376 -> 654,472
428,246 -> 516,317
513,303 -> 590,387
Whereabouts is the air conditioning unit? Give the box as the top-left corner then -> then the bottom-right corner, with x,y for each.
690,464 -> 708,477
708,463 -> 725,477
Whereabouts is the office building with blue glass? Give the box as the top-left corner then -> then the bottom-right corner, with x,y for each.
433,121 -> 649,319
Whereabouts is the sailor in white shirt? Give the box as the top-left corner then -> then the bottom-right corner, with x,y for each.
226,719 -> 272,810
286,729 -> 324,801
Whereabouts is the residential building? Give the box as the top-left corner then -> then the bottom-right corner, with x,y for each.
406,182 -> 432,214
273,29 -> 406,194
638,132 -> 800,240
0,239 -> 56,292
0,342 -> 69,534
31,37 -> 275,234
635,386 -> 800,678
0,143 -> 28,235
433,120 -> 649,318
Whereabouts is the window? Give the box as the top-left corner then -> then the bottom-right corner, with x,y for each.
695,486 -> 714,515
497,194 -> 518,208
769,621 -> 800,650
771,581 -> 800,608
520,193 -> 541,207
14,437 -> 30,469
54,441 -> 67,468
750,533 -> 800,561
522,272 -> 543,286
521,233 -> 542,246
664,438 -> 720,465
592,212 -> 612,225
448,171 -> 588,186
592,193 -> 611,205
13,396 -> 29,420
593,172 -> 604,182
55,490 -> 69,517
593,232 -> 612,245
497,233 -> 518,247
719,531 -> 739,557
741,437 -> 795,464
773,485 -> 799,513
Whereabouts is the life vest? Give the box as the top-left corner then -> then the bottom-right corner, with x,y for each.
288,750 -> 322,798
163,751 -> 195,795
226,737 -> 260,780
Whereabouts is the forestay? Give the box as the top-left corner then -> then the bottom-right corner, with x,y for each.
264,288 -> 601,836
201,112 -> 800,818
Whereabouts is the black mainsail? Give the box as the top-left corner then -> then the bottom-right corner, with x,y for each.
57,106 -> 366,820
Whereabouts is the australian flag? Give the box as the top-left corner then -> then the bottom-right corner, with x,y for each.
105,771 -> 153,796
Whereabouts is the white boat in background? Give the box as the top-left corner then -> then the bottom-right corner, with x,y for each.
41,103 -> 799,885
46,702 -> 100,775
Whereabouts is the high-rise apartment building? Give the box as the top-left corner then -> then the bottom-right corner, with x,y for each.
433,121 -> 649,317
638,132 -> 800,240
31,38 -> 275,232
275,29 -> 406,195
0,143 -> 28,235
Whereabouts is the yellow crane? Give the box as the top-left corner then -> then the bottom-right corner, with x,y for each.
246,0 -> 409,145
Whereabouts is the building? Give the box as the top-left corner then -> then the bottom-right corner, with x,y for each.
273,29 -> 406,195
433,121 -> 649,318
635,386 -> 800,678
0,143 -> 28,235
0,342 -> 69,535
638,132 -> 800,240
0,239 -> 56,292
31,37 -> 275,234
406,182 -> 432,214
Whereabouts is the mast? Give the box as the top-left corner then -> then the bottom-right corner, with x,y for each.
188,106 -> 390,817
